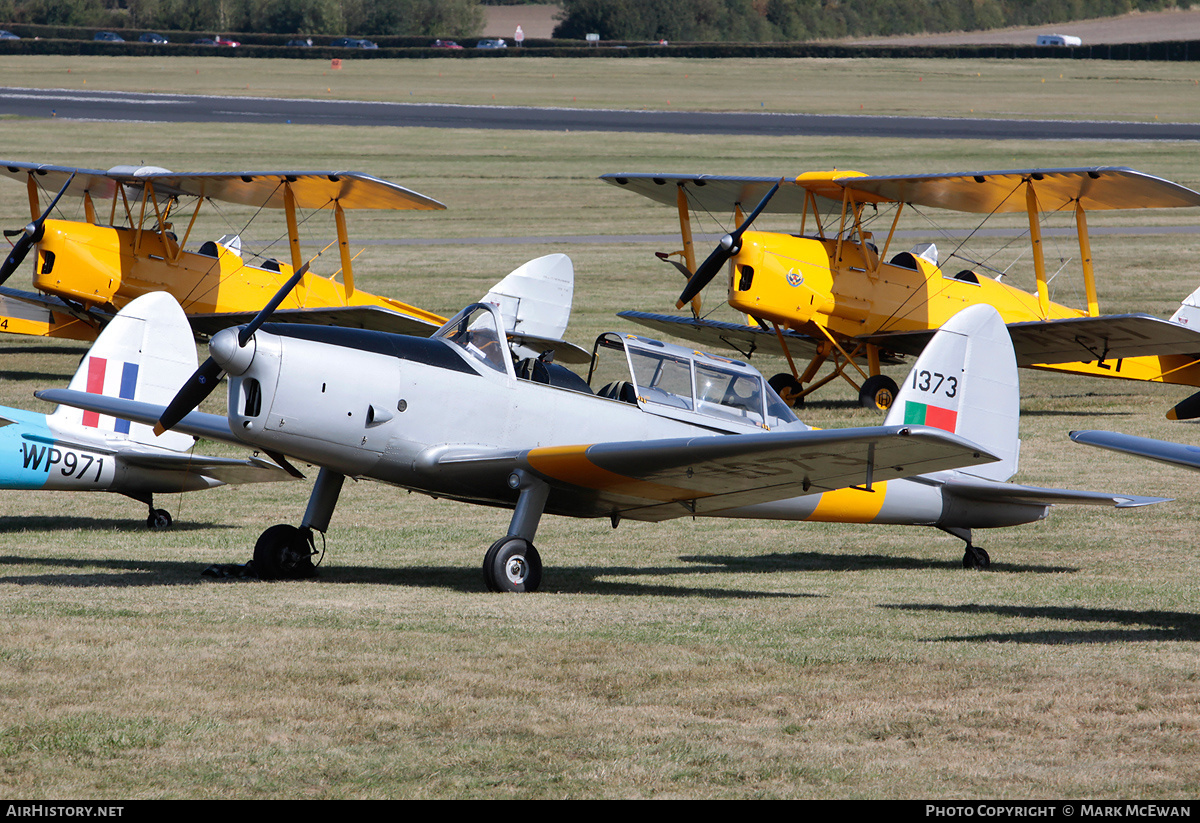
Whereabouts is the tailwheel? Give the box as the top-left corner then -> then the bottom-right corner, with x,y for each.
146,508 -> 172,531
859,375 -> 899,411
483,536 -> 542,593
962,544 -> 991,570
768,373 -> 805,408
253,524 -> 317,581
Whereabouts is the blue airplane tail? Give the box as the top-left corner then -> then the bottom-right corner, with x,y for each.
50,293 -> 197,452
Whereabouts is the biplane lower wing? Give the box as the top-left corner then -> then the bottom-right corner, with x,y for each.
617,310 -> 905,365
863,314 -> 1200,367
0,286 -> 101,340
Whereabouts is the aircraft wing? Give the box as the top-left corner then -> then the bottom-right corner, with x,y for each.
1070,430 -> 1200,472
186,306 -> 443,338
618,311 -> 905,365
119,451 -> 294,484
939,474 -> 1167,509
841,166 -> 1200,213
602,167 -> 1200,217
601,172 -> 869,215
431,425 -> 999,521
0,161 -> 445,211
862,314 -> 1200,366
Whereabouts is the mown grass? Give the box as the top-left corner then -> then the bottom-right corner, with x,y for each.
0,57 -> 1198,798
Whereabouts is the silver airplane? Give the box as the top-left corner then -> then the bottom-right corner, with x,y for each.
40,275 -> 1164,589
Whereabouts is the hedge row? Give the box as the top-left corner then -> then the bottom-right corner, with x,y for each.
0,24 -> 1197,62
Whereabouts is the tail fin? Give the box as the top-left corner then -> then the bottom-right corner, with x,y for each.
51,292 -> 196,452
884,304 -> 1019,481
482,253 -> 574,345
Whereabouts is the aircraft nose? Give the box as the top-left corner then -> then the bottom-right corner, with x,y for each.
208,326 -> 257,376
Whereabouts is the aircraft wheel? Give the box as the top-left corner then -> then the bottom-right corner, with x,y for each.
768,373 -> 805,408
962,544 -> 991,570
482,536 -> 542,593
253,524 -> 316,581
146,509 -> 172,531
859,375 -> 899,411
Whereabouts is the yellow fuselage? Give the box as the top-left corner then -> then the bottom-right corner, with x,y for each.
15,220 -> 444,340
727,231 -> 1200,388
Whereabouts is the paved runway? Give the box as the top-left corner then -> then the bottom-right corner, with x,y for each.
3,86 -> 1200,141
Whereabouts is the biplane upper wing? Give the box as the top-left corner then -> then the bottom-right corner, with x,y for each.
841,166 -> 1200,213
602,167 -> 1200,215
0,161 -> 446,210
617,310 -> 905,365
601,171 -> 874,214
862,314 -> 1200,366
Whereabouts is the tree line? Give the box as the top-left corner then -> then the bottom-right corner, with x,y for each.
0,0 -> 485,36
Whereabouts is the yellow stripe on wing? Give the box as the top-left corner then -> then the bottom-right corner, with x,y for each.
526,444 -> 709,503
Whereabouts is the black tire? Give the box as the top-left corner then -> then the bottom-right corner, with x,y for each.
768,373 -> 804,408
482,536 -> 542,593
146,509 -> 172,530
962,544 -> 991,570
859,374 -> 899,411
253,524 -> 316,581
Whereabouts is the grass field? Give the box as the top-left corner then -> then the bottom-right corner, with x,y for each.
0,57 -> 1199,799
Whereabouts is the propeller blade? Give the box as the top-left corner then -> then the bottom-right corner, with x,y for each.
156,261 -> 311,435
154,357 -> 225,436
238,261 -> 309,347
674,179 -> 781,310
0,173 -> 76,288
1167,389 -> 1200,420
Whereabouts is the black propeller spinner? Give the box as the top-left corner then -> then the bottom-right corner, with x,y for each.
154,262 -> 309,435
675,179 -> 781,310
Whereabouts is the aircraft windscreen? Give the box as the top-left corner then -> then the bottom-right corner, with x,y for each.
695,362 -> 765,425
434,305 -> 509,374
629,348 -> 693,410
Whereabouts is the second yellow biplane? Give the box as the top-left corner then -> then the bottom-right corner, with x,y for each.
604,167 -> 1200,417
0,161 -> 453,341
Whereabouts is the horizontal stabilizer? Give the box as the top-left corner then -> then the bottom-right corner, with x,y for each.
1071,429 -> 1200,472
941,473 -> 1168,509
120,451 -> 293,484
35,390 -> 237,446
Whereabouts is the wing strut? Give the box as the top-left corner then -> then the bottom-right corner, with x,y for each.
1026,179 -> 1050,319
1075,201 -> 1099,317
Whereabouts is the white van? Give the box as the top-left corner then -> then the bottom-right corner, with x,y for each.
1036,34 -> 1082,46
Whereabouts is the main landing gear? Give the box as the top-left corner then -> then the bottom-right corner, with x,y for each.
942,527 -> 991,570
858,375 -> 899,412
253,467 -> 343,581
483,470 -> 550,593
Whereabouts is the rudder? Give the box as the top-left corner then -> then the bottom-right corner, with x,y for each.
884,304 -> 1020,481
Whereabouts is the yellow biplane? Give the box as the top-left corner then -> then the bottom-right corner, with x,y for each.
0,161 -> 451,341
604,168 -> 1200,417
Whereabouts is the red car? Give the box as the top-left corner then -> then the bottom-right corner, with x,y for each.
214,36 -> 240,47
431,40 -> 462,49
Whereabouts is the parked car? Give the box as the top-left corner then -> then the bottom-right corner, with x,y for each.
214,36 -> 240,47
138,32 -> 168,44
94,31 -> 124,42
0,31 -> 20,41
331,37 -> 377,49
432,40 -> 462,49
287,38 -> 313,47
193,38 -> 216,45
475,38 -> 507,49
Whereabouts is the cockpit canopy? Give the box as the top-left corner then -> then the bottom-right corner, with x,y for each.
435,304 -> 803,432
